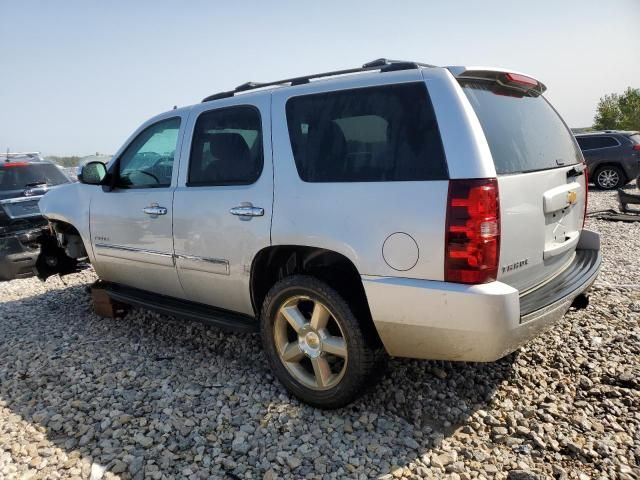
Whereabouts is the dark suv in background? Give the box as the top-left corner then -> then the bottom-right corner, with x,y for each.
575,131 -> 640,190
0,153 -> 71,281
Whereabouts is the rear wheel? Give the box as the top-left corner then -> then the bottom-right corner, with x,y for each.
594,165 -> 625,190
260,275 -> 382,408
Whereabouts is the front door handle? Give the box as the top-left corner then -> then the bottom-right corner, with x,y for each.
143,203 -> 167,216
230,203 -> 264,218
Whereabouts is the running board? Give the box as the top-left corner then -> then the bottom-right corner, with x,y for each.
102,283 -> 258,333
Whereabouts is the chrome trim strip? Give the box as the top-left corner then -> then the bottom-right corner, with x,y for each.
175,254 -> 230,275
0,196 -> 43,219
94,243 -> 173,258
93,244 -> 230,273
0,195 -> 43,205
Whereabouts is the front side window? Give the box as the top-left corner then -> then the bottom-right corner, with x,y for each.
188,106 -> 263,186
117,117 -> 181,188
285,83 -> 448,182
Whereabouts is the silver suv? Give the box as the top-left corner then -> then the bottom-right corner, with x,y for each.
39,59 -> 602,408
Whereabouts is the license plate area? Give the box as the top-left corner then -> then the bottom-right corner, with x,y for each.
1,198 -> 42,219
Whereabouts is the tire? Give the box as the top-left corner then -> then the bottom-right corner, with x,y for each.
260,274 -> 383,408
593,165 -> 625,190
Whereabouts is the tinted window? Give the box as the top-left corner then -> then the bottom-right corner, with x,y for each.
118,117 -> 181,188
461,81 -> 581,174
188,106 -> 263,186
0,163 -> 69,191
285,83 -> 447,182
576,136 -> 619,150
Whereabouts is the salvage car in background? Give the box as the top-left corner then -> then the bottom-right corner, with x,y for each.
37,59 -> 601,408
575,130 -> 640,190
0,153 -> 75,281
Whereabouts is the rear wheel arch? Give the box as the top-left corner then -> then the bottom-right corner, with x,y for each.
250,245 -> 382,347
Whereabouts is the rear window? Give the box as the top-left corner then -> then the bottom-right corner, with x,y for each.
461,80 -> 581,174
285,83 -> 448,182
0,163 -> 69,191
576,136 -> 619,150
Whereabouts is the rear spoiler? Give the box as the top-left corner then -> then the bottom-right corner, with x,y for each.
446,66 -> 547,95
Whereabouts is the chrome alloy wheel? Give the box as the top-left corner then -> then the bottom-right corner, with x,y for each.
273,296 -> 348,390
597,168 -> 620,188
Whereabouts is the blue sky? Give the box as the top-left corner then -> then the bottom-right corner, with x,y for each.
1,0 -> 639,156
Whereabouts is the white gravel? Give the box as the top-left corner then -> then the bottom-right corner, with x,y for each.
0,188 -> 639,480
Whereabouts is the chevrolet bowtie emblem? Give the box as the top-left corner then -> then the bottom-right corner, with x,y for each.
567,191 -> 578,204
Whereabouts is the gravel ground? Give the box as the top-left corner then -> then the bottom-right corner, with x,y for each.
1,188 -> 639,480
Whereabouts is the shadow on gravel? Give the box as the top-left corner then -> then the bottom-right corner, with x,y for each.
0,283 -> 516,478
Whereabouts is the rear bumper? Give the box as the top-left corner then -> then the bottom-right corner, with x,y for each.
363,230 -> 601,362
0,229 -> 44,281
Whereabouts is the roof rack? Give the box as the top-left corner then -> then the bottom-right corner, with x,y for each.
202,58 -> 434,102
2,151 -> 42,162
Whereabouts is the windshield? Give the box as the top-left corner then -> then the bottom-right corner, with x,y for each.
460,80 -> 581,174
0,163 -> 70,191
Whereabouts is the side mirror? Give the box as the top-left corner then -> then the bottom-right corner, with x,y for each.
79,161 -> 107,185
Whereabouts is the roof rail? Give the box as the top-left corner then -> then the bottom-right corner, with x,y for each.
2,151 -> 42,162
201,58 -> 434,103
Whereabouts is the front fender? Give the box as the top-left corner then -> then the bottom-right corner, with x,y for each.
39,183 -> 96,263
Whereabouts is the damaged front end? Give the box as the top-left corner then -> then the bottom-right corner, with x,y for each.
0,224 -> 47,281
34,222 -> 88,281
0,221 -> 88,282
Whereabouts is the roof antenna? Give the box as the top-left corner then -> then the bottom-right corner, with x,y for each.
172,105 -> 177,110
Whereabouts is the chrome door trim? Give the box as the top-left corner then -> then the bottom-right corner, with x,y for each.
0,195 -> 44,204
143,204 -> 168,216
94,243 -> 175,267
229,205 -> 265,218
94,243 -> 173,257
175,254 -> 230,275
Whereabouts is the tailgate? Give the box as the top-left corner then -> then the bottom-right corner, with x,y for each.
457,71 -> 585,292
498,167 -> 586,291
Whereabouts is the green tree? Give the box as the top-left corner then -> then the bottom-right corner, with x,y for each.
593,93 -> 621,130
593,87 -> 640,131
618,87 -> 640,130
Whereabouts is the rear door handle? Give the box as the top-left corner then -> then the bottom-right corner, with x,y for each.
230,203 -> 264,218
143,203 -> 167,216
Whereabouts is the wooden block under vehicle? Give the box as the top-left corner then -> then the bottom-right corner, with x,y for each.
91,283 -> 129,318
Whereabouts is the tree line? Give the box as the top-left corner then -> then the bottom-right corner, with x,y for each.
593,87 -> 640,131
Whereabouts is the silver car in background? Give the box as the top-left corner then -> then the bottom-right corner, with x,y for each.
38,59 -> 601,408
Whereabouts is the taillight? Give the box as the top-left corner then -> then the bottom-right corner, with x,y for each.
445,178 -> 500,284
632,144 -> 640,151
504,72 -> 539,88
2,162 -> 29,167
583,163 -> 588,229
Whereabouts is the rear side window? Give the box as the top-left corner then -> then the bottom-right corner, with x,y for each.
461,81 -> 581,174
576,136 -> 619,150
0,164 -> 69,191
285,83 -> 447,182
188,106 -> 263,186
